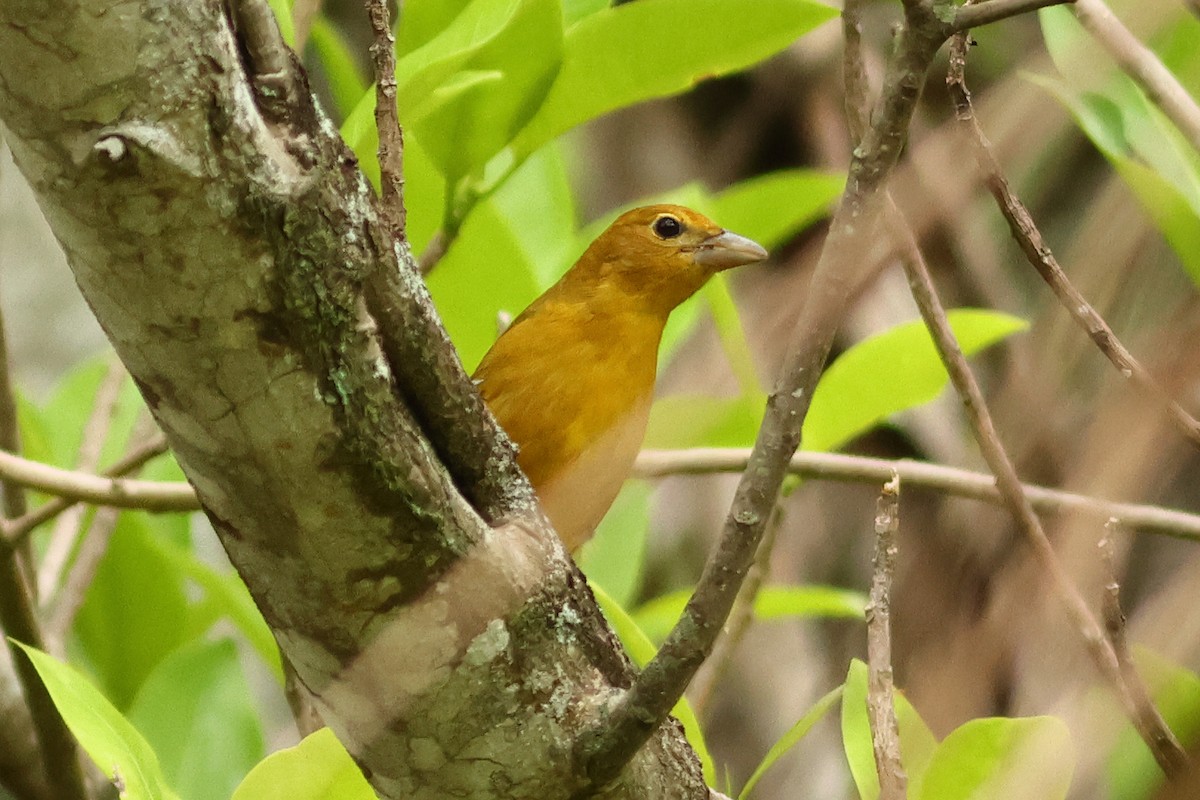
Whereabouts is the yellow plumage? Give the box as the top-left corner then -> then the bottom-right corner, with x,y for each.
474,204 -> 767,550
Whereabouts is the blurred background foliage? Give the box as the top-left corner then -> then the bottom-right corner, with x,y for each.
2,0 -> 1200,798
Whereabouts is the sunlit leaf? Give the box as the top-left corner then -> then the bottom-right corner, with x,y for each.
805,310 -> 1028,453
231,728 -> 374,800
14,642 -> 179,800
512,0 -> 837,157
911,716 -> 1073,800
578,481 -> 652,607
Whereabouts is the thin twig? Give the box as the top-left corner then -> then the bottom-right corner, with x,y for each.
419,230 -> 448,275
633,449 -> 1200,542
3,434 -> 171,549
689,506 -> 782,718
867,474 -> 906,800
842,0 -> 871,145
572,3 -> 953,790
43,507 -> 120,654
896,48 -> 1189,769
946,27 -> 1200,451
1099,526 -> 1188,775
1073,0 -> 1200,155
365,0 -> 407,240
951,0 -> 1079,33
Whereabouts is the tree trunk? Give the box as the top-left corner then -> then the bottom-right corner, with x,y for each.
0,1 -> 706,797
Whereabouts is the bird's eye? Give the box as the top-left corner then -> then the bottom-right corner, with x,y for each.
652,215 -> 683,239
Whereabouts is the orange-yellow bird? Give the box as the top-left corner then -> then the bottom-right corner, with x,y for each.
473,204 -> 768,551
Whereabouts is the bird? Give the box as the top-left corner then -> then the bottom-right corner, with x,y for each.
473,204 -> 768,551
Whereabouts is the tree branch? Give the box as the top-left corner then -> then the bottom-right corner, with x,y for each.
946,19 -> 1200,451
893,71 -> 1189,770
634,448 -> 1200,542
867,474 -> 906,800
951,0 -> 1078,33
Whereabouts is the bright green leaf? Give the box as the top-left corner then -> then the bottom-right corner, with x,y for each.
232,728 -> 375,800
425,200 -> 541,371
712,169 -> 845,251
842,659 -> 938,800
805,310 -> 1028,453
739,685 -> 842,800
578,481 -> 652,608
644,393 -> 765,450
414,0 -> 564,183
562,0 -> 610,26
266,0 -> 296,48
590,581 -> 715,783
512,0 -> 837,157
128,639 -> 264,800
912,716 -> 1073,800
633,585 -> 865,644
13,642 -> 178,800
74,514 -> 191,709
39,354 -> 144,469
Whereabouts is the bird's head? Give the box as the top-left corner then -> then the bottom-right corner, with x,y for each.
568,204 -> 768,315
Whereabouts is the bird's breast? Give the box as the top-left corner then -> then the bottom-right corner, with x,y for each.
534,392 -> 652,552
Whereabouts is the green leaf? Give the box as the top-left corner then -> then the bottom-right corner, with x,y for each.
141,532 -> 282,681
1106,647 -> 1200,800
511,0 -> 837,157
74,513 -> 191,709
842,659 -> 938,800
739,685 -> 842,799
711,169 -> 845,251
485,141 -> 578,290
644,393 -> 765,450
425,200 -> 541,371
577,481 -> 652,607
13,642 -> 179,800
911,716 -> 1073,800
633,585 -> 865,644
414,0 -> 564,183
39,354 -> 145,469
231,728 -> 375,800
562,0 -> 610,26
805,310 -> 1028,453
590,581 -> 715,783
307,17 -> 369,122
703,276 -> 761,396
128,640 -> 264,800
397,0 -> 474,56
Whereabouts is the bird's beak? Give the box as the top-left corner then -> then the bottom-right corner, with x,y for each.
693,230 -> 769,271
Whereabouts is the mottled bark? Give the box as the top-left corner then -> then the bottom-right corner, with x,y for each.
0,2 -> 705,797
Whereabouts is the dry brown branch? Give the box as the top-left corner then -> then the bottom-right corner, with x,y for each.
365,0 -> 407,239
894,56 -> 1189,770
1099,528 -> 1188,775
946,27 -> 1200,451
867,474 -> 906,800
633,449 -> 1200,542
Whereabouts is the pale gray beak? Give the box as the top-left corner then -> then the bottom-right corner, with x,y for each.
693,230 -> 769,271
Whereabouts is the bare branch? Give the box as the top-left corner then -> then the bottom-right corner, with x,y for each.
951,0 -> 1078,33
1099,528 -> 1188,776
365,0 -> 407,239
867,474 -> 906,800
946,17 -> 1200,450
894,60 -> 1190,769
633,448 -> 1200,542
3,435 -> 171,549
